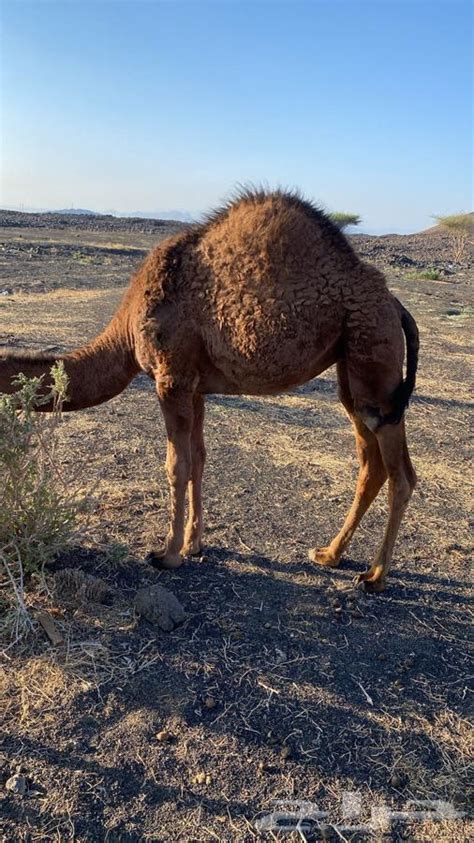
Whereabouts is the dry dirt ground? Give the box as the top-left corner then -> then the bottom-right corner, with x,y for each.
0,215 -> 473,841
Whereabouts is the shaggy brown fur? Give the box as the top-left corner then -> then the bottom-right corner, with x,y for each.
0,189 -> 419,592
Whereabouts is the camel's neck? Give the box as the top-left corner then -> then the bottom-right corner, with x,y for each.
0,312 -> 140,411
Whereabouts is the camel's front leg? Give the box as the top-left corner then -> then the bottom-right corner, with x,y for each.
182,394 -> 206,556
148,389 -> 193,570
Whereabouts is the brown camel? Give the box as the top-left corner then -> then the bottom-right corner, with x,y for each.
0,189 -> 419,592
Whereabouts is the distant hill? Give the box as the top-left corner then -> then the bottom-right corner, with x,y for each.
1,205 -> 193,222
0,207 -> 188,234
52,207 -> 193,223
54,208 -> 101,216
124,210 -> 194,223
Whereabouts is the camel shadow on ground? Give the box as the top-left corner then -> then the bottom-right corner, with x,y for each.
4,541 -> 470,839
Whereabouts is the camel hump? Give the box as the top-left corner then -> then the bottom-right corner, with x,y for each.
198,187 -> 358,267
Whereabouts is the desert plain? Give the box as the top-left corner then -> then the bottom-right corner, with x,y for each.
1,210 -> 473,841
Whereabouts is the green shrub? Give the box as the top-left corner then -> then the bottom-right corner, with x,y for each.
329,212 -> 362,231
71,250 -> 96,264
404,268 -> 442,281
433,213 -> 473,262
418,268 -> 442,280
0,363 -> 81,641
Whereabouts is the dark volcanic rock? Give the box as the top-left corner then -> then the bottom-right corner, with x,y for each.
0,208 -> 187,236
134,584 -> 186,631
350,229 -> 472,271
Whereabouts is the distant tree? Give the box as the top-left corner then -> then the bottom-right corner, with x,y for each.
329,212 -> 361,231
433,213 -> 473,262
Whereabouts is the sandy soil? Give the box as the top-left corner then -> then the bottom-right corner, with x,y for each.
1,216 -> 473,841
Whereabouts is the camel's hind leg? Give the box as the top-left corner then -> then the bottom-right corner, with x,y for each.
182,394 -> 206,556
309,362 -> 387,568
357,419 -> 416,592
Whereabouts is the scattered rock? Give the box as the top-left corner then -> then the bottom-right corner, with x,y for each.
5,774 -> 27,795
266,729 -> 279,746
79,715 -> 98,730
389,772 -> 403,788
156,730 -> 173,743
280,745 -> 292,761
134,584 -> 185,631
390,254 -> 416,267
203,696 -> 216,710
83,736 -> 99,753
36,610 -> 63,646
445,542 -> 464,553
193,771 -> 207,785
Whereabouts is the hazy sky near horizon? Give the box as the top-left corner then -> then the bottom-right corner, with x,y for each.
1,0 -> 472,232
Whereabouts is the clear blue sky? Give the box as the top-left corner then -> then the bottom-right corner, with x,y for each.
1,0 -> 472,232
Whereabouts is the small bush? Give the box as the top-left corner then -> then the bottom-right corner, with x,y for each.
433,213 -> 472,262
329,212 -> 362,231
71,250 -> 96,264
0,363 -> 82,642
419,269 -> 442,280
404,268 -> 442,282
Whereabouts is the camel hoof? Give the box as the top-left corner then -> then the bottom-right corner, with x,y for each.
355,572 -> 386,593
308,547 -> 340,567
146,550 -> 184,570
181,541 -> 203,557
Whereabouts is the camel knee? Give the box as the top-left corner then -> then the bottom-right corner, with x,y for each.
372,458 -> 388,488
400,477 -> 413,506
404,445 -> 417,491
389,471 -> 413,508
193,441 -> 206,468
389,446 -> 417,502
166,451 -> 191,487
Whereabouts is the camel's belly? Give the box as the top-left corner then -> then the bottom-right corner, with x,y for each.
199,306 -> 341,394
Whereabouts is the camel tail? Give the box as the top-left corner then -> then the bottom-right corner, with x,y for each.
382,301 -> 419,426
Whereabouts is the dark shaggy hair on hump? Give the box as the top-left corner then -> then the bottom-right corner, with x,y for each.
196,185 -> 359,264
